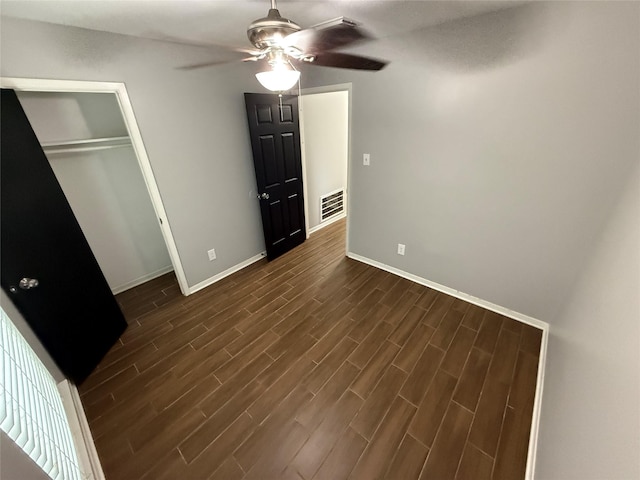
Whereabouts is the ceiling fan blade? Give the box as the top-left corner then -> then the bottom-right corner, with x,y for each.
284,17 -> 371,53
177,56 -> 257,70
303,52 -> 388,71
236,47 -> 265,57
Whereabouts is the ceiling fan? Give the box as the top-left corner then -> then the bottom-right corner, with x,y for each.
183,0 -> 388,91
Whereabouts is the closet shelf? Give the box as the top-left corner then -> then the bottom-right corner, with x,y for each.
41,136 -> 131,155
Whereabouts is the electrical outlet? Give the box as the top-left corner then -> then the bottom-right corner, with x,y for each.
363,153 -> 370,166
397,243 -> 406,255
207,248 -> 217,261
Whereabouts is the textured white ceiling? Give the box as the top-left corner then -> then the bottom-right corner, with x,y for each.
1,0 -> 518,51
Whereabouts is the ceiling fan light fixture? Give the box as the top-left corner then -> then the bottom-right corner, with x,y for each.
255,62 -> 300,92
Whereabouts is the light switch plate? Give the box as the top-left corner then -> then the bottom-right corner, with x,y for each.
363,153 -> 370,166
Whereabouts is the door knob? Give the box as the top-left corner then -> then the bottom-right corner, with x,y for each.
19,278 -> 39,290
258,192 -> 270,200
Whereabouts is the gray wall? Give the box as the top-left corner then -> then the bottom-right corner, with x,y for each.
301,90 -> 349,230
536,162 -> 640,479
301,3 -> 640,478
2,3 -> 639,478
1,16 -> 266,288
17,91 -> 173,293
0,20 -> 267,478
303,2 -> 639,322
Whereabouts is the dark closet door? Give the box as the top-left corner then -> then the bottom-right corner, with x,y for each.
1,88 -> 126,385
245,93 -> 306,260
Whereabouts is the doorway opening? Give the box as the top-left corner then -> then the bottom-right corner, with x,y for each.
299,83 -> 352,252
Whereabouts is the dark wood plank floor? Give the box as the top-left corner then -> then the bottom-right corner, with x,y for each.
79,219 -> 542,480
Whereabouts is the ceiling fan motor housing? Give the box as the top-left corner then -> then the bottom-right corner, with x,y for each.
247,8 -> 301,49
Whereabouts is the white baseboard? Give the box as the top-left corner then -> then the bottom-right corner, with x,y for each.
58,380 -> 105,480
347,252 -> 548,330
526,320 -> 548,480
188,252 -> 267,295
308,212 -> 347,235
346,251 -> 549,480
111,265 -> 174,295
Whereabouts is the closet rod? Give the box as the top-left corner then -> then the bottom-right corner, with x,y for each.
41,135 -> 130,148
41,135 -> 132,155
44,144 -> 132,155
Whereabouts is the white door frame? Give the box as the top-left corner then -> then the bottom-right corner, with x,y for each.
298,83 -> 353,251
1,77 -> 189,295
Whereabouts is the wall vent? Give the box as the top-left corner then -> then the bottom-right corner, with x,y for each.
320,188 -> 345,223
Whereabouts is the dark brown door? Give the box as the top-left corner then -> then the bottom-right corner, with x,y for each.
245,93 -> 306,260
1,88 -> 127,384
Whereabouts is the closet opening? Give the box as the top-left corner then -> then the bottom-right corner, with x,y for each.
2,77 -> 188,297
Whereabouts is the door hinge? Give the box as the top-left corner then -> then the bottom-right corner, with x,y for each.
159,217 -> 163,225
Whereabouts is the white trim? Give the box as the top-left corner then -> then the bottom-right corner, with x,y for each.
346,251 -> 548,480
58,380 -> 105,480
188,252 -> 266,295
346,252 -> 548,330
1,77 -> 190,296
345,85 -> 353,262
300,83 -> 353,96
111,265 -> 174,295
298,97 -> 311,239
526,323 -> 548,480
113,83 -> 189,296
308,211 -> 346,235
1,77 -> 123,93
